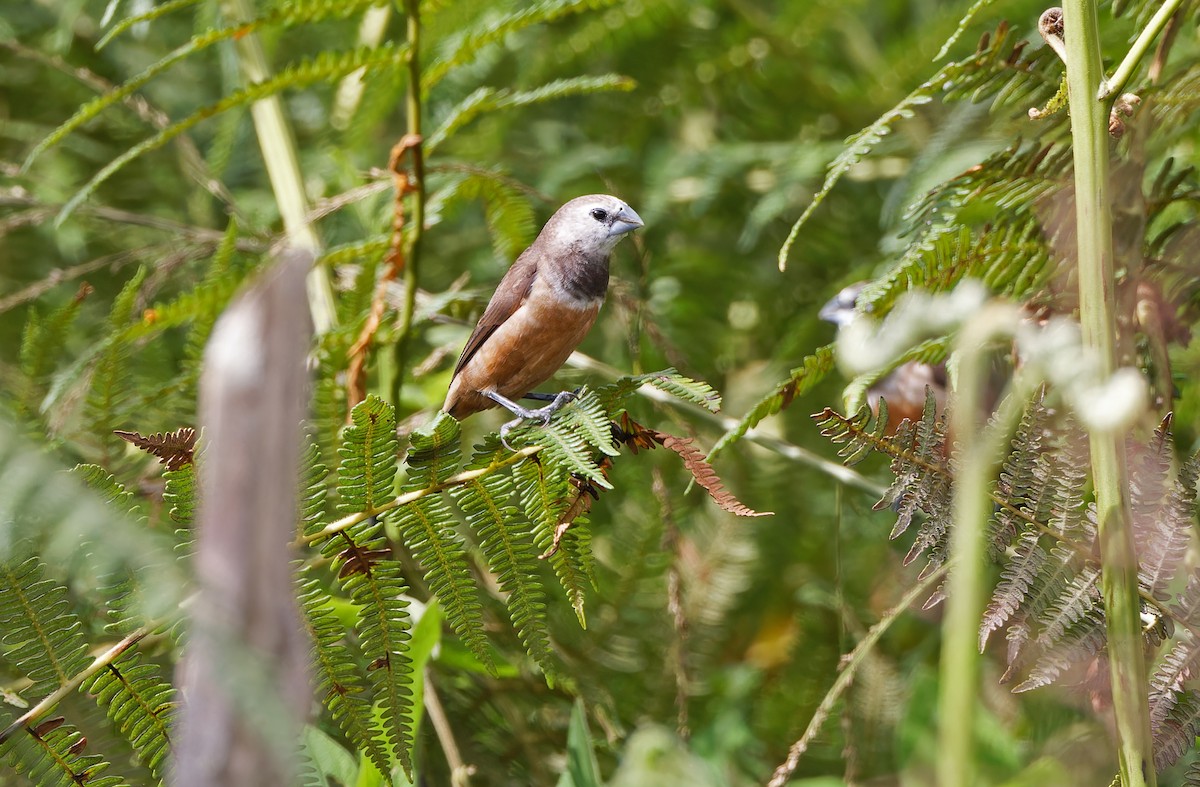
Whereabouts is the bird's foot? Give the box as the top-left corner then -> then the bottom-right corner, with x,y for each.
488,390 -> 578,450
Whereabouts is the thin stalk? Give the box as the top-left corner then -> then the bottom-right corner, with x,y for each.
1098,0 -> 1185,100
220,0 -> 337,334
391,0 -> 427,408
937,304 -> 1024,787
767,563 -> 948,787
1063,1 -> 1156,785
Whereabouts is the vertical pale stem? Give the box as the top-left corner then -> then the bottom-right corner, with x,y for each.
221,0 -> 337,334
1062,1 -> 1155,785
938,305 -> 1020,786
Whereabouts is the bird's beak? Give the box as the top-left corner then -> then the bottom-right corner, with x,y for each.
608,205 -> 644,237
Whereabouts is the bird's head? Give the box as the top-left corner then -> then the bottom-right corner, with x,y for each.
541,194 -> 644,256
819,282 -> 868,327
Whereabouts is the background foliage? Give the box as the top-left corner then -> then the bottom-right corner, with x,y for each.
2,0 -> 1200,785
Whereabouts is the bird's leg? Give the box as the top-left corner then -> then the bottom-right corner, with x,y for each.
486,389 -> 578,450
522,386 -> 583,403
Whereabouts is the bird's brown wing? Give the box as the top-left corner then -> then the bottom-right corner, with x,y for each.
452,252 -> 538,376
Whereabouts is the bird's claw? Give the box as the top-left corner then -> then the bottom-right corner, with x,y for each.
491,389 -> 578,451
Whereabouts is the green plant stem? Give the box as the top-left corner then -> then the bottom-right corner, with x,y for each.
1063,1 -> 1156,785
1098,0 -> 1185,100
767,563 -> 948,787
937,304 -> 1024,787
220,0 -> 337,334
391,0 -> 427,408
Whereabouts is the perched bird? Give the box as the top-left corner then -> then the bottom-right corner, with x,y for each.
820,282 -> 949,434
444,194 -> 644,439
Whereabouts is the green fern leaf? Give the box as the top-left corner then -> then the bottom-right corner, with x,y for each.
452,438 -> 557,684
339,559 -> 414,776
513,457 -> 591,627
57,42 -> 411,223
2,716 -> 128,787
86,266 -> 147,445
95,0 -> 200,50
422,0 -> 623,91
84,651 -> 175,777
18,287 -> 90,414
163,465 -> 197,529
29,0 -> 385,170
338,395 -> 399,514
0,556 -> 91,702
298,577 -> 390,778
391,414 -> 493,672
427,74 -> 635,154
72,464 -> 138,514
779,21 -> 1057,269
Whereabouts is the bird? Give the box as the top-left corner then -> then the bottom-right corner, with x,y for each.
443,194 -> 644,443
820,282 -> 949,435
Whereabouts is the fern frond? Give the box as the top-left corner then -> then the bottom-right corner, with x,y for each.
325,397 -> 413,772
1013,608 -> 1106,692
0,556 -> 91,702
83,651 -> 174,777
299,441 -> 328,538
72,464 -> 138,514
338,395 -> 399,513
1149,633 -> 1200,731
341,557 -> 413,776
427,74 -> 635,154
391,414 -> 492,671
856,220 -> 1056,319
18,284 -> 90,413
114,427 -> 197,471
28,0 -> 384,169
980,531 -> 1045,650
779,22 -> 1055,268
451,438 -> 557,683
421,0 -> 623,90
513,457 -> 590,627
1037,567 -> 1101,648
298,577 -> 390,778
1152,688 -> 1200,772
709,346 -> 837,460
2,715 -> 127,787
95,0 -> 201,50
1134,421 -> 1199,600
163,465 -> 197,529
58,42 -> 411,222
431,169 -> 538,263
86,267 -> 147,444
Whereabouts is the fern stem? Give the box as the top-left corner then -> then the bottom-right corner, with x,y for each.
767,563 -> 948,787
938,304 -> 1025,787
391,0 -> 427,408
1098,0 -> 1185,100
220,0 -> 337,334
303,445 -> 543,545
1063,1 -> 1156,784
567,351 -> 886,496
0,627 -> 149,745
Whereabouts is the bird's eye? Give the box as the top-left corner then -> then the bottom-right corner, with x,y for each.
590,208 -> 608,222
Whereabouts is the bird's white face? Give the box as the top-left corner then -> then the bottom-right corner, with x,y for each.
543,194 -> 644,255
